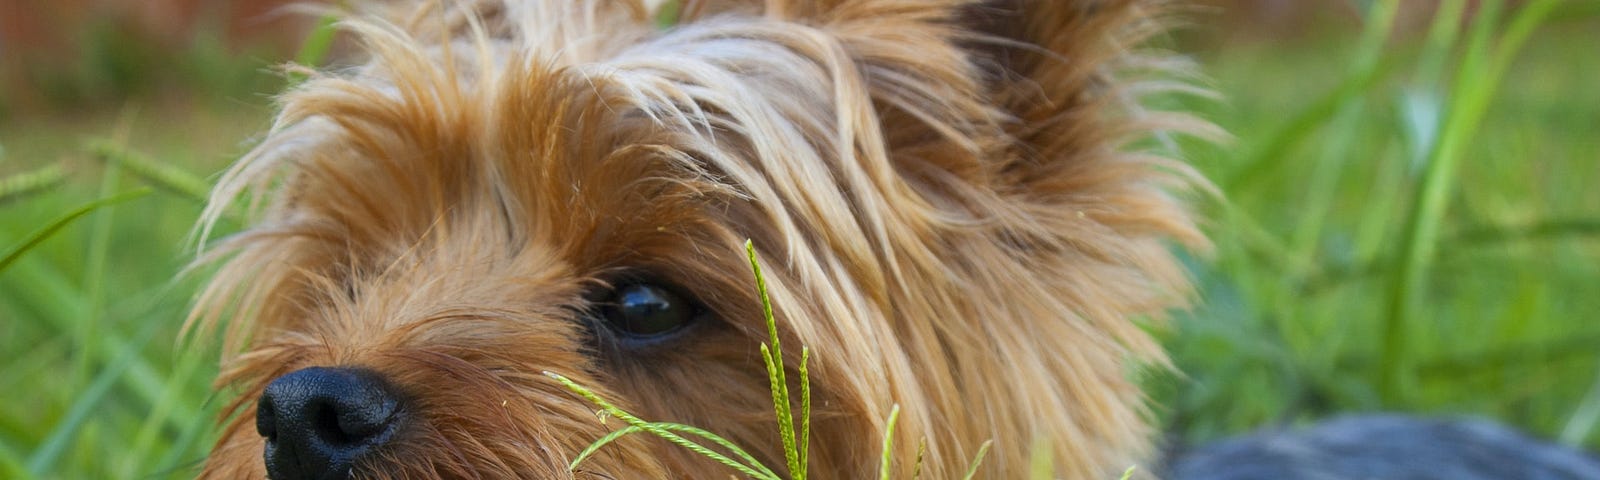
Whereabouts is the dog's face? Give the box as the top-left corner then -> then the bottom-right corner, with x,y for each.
192,1 -> 1206,478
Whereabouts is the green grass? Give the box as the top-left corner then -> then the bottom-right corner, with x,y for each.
1153,0 -> 1600,447
1,1 -> 1597,478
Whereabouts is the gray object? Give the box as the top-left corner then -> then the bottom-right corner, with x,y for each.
1165,415 -> 1600,479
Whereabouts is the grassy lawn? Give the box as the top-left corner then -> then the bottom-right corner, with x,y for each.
1,1 -> 1596,478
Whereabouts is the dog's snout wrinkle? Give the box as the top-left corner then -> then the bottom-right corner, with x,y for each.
257,367 -> 403,480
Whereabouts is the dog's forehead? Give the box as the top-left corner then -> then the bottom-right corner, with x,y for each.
258,25 -> 892,267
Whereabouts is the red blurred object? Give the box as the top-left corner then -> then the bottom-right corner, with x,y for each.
0,0 -> 1518,110
1,0 -> 313,54
0,0 -> 318,110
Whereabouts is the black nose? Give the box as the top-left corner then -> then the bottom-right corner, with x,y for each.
256,367 -> 403,480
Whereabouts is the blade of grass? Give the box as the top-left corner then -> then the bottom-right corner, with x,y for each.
545,372 -> 778,480
1378,0 -> 1560,405
1277,0 -> 1400,366
1027,438 -> 1053,480
1415,0 -> 1471,97
747,240 -> 803,478
63,114 -> 139,469
569,422 -> 776,479
77,121 -> 131,400
1220,57 -> 1398,192
25,312 -> 164,475
0,165 -> 67,204
153,407 -> 216,477
1301,216 -> 1600,295
1224,0 -> 1406,194
797,346 -> 810,479
569,425 -> 649,469
0,254 -> 178,417
0,189 -> 152,274
289,13 -> 341,85
1287,0 -> 1399,252
88,141 -> 211,203
1119,466 -> 1138,480
1453,218 -> 1600,243
910,439 -> 926,480
641,423 -> 774,478
1380,0 -> 1497,404
878,404 -> 900,480
1288,0 -> 1399,257
960,439 -> 993,480
1357,0 -> 1465,278
120,340 -> 209,479
759,344 -> 798,477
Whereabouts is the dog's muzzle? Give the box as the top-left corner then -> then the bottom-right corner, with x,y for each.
256,367 -> 404,480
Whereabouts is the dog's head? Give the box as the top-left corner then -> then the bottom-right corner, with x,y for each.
191,1 -> 1209,478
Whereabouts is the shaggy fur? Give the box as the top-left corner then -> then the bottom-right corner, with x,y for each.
192,0 -> 1213,477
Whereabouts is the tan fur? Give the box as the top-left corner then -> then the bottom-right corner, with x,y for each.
192,0 -> 1212,477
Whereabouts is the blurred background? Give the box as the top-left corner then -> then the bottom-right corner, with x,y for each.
1,0 -> 1596,478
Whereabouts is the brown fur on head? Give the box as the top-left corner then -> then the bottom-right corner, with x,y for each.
192,0 -> 1211,478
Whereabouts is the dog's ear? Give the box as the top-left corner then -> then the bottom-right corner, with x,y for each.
963,0 -> 1220,210
666,1 -> 1214,477
678,0 -> 1214,243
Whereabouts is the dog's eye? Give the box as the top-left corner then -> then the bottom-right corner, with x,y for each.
599,283 -> 696,338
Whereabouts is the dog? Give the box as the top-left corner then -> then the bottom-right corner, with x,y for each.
187,0 -> 1599,479
191,1 -> 1204,477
